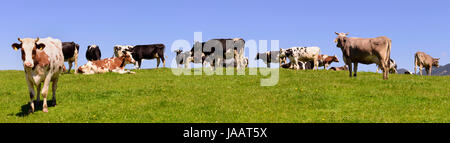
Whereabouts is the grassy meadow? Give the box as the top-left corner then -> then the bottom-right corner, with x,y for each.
0,68 -> 448,123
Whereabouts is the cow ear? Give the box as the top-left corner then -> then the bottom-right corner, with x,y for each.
12,43 -> 21,51
335,32 -> 339,35
37,43 -> 46,50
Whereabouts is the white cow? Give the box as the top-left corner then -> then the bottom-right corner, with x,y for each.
12,37 -> 64,113
281,46 -> 320,70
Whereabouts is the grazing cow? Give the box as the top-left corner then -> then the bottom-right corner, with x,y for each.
62,42 -> 79,73
86,45 -> 101,61
129,44 -> 166,69
77,51 -> 136,74
376,58 -> 397,74
414,52 -> 439,76
11,37 -> 64,113
404,70 -> 412,75
318,54 -> 339,70
334,32 -> 392,79
329,65 -> 349,71
255,50 -> 287,67
280,46 -> 320,70
190,38 -> 246,69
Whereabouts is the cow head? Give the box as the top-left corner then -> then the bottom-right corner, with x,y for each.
279,48 -> 290,58
12,37 -> 46,69
432,58 -> 440,67
174,49 -> 183,55
334,32 -> 348,48
121,51 -> 135,64
332,54 -> 339,62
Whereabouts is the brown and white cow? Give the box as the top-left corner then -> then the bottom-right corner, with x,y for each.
12,37 -> 64,113
414,52 -> 439,76
318,54 -> 339,70
77,51 -> 136,74
334,32 -> 392,79
329,65 -> 348,71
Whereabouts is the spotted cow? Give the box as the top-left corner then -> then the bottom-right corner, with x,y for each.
280,46 -> 320,70
11,37 -> 64,113
77,51 -> 136,74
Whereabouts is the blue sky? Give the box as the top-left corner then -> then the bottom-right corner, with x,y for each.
1,0 -> 448,71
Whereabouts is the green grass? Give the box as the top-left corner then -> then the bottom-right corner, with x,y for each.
0,68 -> 448,123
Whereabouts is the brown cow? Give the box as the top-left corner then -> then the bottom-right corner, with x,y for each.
334,32 -> 392,79
318,54 -> 339,70
414,52 -> 439,76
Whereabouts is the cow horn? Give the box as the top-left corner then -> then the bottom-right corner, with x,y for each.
35,37 -> 40,42
18,38 -> 22,42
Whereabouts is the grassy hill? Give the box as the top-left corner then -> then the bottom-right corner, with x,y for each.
0,68 -> 448,123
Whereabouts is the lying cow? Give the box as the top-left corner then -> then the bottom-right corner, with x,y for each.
12,37 -> 64,113
86,45 -> 101,61
329,65 -> 349,71
376,58 -> 397,74
62,42 -> 79,73
414,52 -> 439,76
190,38 -> 246,69
129,44 -> 166,69
77,51 -> 136,74
255,50 -> 287,67
281,61 -> 313,70
280,46 -> 320,70
318,54 -> 339,70
334,32 -> 392,79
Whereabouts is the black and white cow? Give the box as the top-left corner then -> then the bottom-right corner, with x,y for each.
62,42 -> 79,73
129,44 -> 166,69
255,50 -> 287,67
190,38 -> 245,69
86,45 -> 101,61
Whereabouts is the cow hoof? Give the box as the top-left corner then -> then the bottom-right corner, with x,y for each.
43,108 -> 48,113
28,109 -> 34,114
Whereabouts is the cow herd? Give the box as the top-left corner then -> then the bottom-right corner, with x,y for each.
10,32 -> 441,113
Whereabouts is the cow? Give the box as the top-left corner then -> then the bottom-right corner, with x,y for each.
376,58 -> 397,74
86,45 -> 101,61
77,51 -> 136,74
113,45 -> 134,58
414,52 -> 439,76
318,54 -> 339,70
329,65 -> 349,71
334,32 -> 392,79
174,49 -> 197,68
62,42 -> 79,74
128,44 -> 166,69
11,37 -> 64,113
255,50 -> 287,67
280,61 -> 313,70
190,38 -> 246,69
222,57 -> 249,68
280,46 -> 320,70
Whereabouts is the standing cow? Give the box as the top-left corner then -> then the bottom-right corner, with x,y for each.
62,42 -> 79,73
11,37 -> 64,113
414,52 -> 439,76
129,44 -> 166,69
255,50 -> 287,68
280,46 -> 320,70
86,45 -> 101,61
190,38 -> 246,69
334,32 -> 392,79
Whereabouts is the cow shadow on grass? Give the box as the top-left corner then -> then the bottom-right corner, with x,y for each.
15,100 -> 56,117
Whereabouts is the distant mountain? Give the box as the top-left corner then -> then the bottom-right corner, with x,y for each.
396,63 -> 450,76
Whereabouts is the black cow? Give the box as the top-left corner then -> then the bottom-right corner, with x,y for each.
86,45 -> 101,61
62,42 -> 80,73
129,44 -> 166,69
190,38 -> 245,69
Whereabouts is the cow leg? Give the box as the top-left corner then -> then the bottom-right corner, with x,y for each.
26,79 -> 36,113
347,63 -> 353,77
156,58 -> 160,69
353,62 -> 358,77
314,60 -> 319,70
51,78 -> 58,106
41,75 -> 53,113
266,61 -> 270,68
67,61 -> 73,74
301,62 -> 306,70
36,83 -> 41,107
428,67 -> 432,76
419,65 -> 423,76
380,61 -> 389,80
74,56 -> 79,74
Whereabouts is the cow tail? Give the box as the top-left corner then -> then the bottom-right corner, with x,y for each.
386,39 -> 391,70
